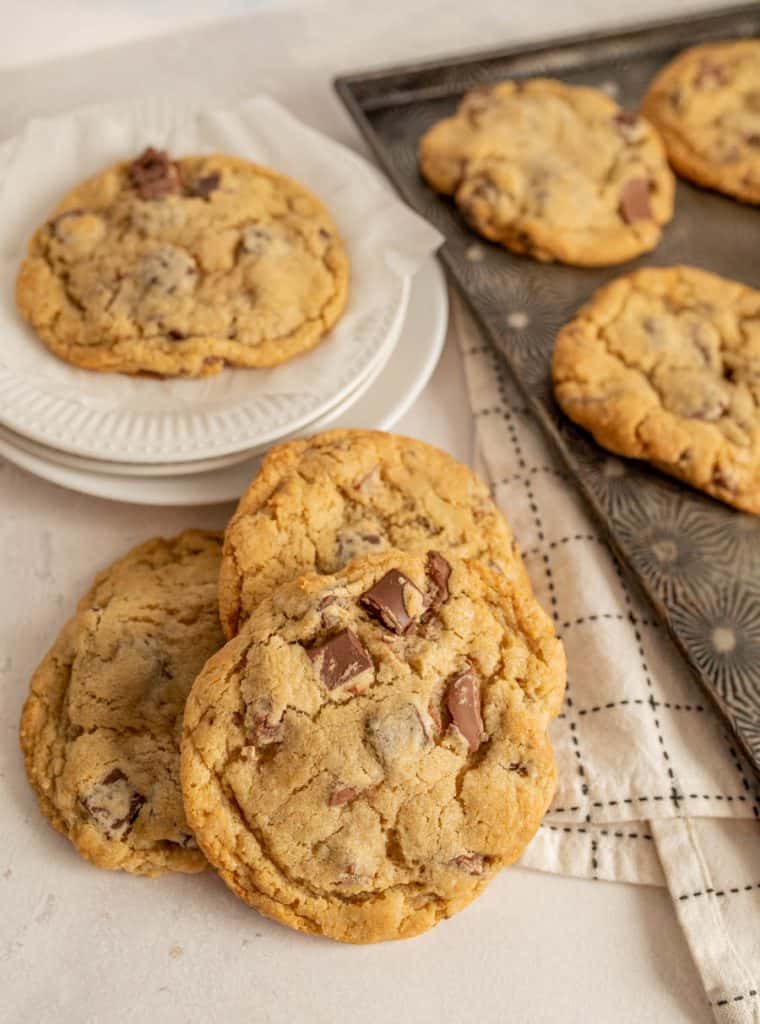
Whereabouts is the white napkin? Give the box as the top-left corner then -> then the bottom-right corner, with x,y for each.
455,296 -> 760,1024
0,96 -> 442,461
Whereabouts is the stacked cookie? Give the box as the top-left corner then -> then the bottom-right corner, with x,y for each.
20,430 -> 566,943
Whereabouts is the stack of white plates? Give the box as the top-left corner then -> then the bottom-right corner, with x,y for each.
0,260 -> 447,506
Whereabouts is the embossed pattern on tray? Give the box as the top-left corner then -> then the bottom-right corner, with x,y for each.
336,4 -> 760,773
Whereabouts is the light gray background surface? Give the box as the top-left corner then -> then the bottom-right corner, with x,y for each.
0,2 -> 738,1020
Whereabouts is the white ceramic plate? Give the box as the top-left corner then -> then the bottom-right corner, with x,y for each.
0,96 -> 440,463
0,297 -> 399,478
0,259 -> 447,506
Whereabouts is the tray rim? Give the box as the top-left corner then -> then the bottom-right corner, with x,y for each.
335,1 -> 759,107
334,2 -> 760,781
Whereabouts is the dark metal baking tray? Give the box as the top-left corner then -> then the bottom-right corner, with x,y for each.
335,4 -> 760,775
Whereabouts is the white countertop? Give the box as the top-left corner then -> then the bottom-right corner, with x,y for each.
0,2 -> 734,1020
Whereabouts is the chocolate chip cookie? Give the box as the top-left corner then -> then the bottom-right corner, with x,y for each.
219,428 -> 528,641
182,549 -> 564,943
552,266 -> 760,514
16,149 -> 349,377
20,531 -> 224,876
643,40 -> 760,204
419,78 -> 675,266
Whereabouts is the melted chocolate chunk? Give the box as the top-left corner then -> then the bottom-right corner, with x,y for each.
79,768 -> 146,839
425,551 -> 451,613
445,668 -> 486,753
127,147 -> 182,200
619,178 -> 652,224
451,853 -> 486,875
360,570 -> 424,634
308,629 -> 372,690
186,172 -> 221,199
329,786 -> 358,807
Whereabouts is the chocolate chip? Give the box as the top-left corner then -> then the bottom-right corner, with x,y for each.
329,786 -> 358,807
360,570 -> 425,634
185,172 -> 220,199
619,178 -> 652,223
308,629 -> 372,689
240,225 -> 273,255
335,527 -> 385,568
425,551 -> 451,613
79,768 -> 146,839
445,667 -> 486,753
127,147 -> 182,200
450,853 -> 486,875
167,330 -> 185,341
509,761 -> 529,776
745,134 -> 760,148
695,59 -> 727,89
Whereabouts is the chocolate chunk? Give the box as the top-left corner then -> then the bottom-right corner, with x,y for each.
335,527 -> 384,568
746,134 -> 760,148
329,786 -> 358,807
249,712 -> 283,745
450,853 -> 486,875
308,629 -> 372,689
240,225 -> 273,255
445,668 -> 486,753
79,768 -> 146,839
425,551 -> 452,613
186,172 -> 220,199
614,110 -> 644,143
619,178 -> 652,223
127,147 -> 182,200
360,570 -> 425,634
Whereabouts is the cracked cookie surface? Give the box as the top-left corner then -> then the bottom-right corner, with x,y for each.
552,266 -> 760,514
642,40 -> 760,205
182,549 -> 564,943
418,78 -> 675,266
16,149 -> 349,377
20,530 -> 224,876
219,428 -> 529,640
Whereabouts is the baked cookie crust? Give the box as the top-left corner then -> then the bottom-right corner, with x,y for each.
552,266 -> 760,514
219,428 -> 529,640
182,549 -> 564,943
643,40 -> 760,205
419,78 -> 675,266
20,530 -> 224,876
16,149 -> 349,377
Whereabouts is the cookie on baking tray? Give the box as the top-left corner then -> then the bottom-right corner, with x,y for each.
19,530 -> 224,876
16,149 -> 349,377
218,428 -> 530,642
642,39 -> 760,205
552,266 -> 760,514
418,77 -> 675,266
181,548 -> 564,943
